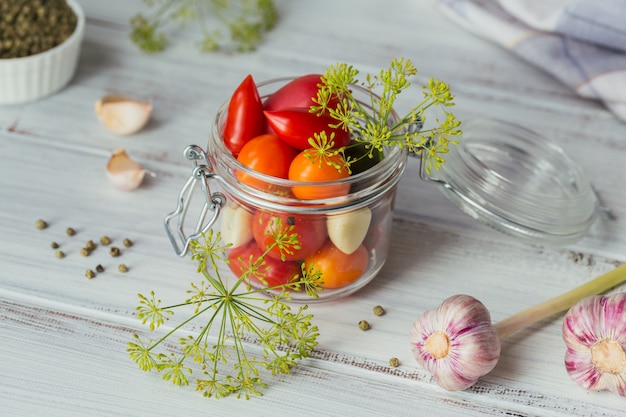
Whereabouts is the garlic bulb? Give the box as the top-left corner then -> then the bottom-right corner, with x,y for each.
563,293 -> 626,396
219,202 -> 253,249
410,295 -> 501,391
95,95 -> 152,135
327,208 -> 371,255
106,148 -> 151,190
410,263 -> 626,391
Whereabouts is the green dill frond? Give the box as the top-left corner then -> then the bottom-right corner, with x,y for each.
129,0 -> 278,53
294,263 -> 324,297
136,291 -> 173,331
128,335 -> 159,371
266,217 -> 300,262
129,14 -> 169,53
312,57 -> 461,173
129,231 -> 319,398
160,354 -> 193,386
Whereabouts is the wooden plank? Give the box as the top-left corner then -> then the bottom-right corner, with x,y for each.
2,289 -> 623,417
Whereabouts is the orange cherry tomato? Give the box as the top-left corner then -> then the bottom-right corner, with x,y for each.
305,241 -> 369,289
228,241 -> 301,288
288,150 -> 350,200
236,134 -> 298,190
252,210 -> 327,262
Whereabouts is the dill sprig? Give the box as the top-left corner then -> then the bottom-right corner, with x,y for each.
130,0 -> 278,53
128,221 -> 322,399
311,58 -> 462,174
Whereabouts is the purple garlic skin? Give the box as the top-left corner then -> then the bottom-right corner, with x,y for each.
563,293 -> 626,396
410,294 -> 501,391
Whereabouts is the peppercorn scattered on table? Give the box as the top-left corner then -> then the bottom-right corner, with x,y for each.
1,1 -> 626,416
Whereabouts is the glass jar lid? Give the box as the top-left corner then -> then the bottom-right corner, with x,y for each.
423,118 -> 600,245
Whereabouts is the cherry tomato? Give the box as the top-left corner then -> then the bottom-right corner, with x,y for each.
305,241 -> 369,289
223,74 -> 265,156
264,108 -> 350,151
263,74 -> 340,112
252,210 -> 327,261
289,151 -> 350,200
236,134 -> 298,190
228,241 -> 301,288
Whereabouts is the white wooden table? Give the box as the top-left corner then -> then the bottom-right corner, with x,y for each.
2,1 -> 625,415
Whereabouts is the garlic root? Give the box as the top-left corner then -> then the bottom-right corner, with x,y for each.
106,148 -> 152,190
95,95 -> 152,135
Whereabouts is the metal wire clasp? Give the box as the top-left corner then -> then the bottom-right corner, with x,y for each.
406,132 -> 446,186
164,145 -> 225,257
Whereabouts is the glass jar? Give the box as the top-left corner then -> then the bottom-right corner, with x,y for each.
165,78 -> 408,302
165,79 -> 604,302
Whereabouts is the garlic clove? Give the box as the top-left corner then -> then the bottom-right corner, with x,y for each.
95,95 -> 152,135
106,148 -> 151,190
220,202 -> 254,249
327,208 -> 372,255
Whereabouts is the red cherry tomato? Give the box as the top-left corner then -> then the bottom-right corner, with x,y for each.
236,134 -> 298,190
305,241 -> 369,289
264,108 -> 350,151
252,210 -> 327,262
223,74 -> 265,156
289,151 -> 350,200
263,74 -> 340,112
228,241 -> 301,288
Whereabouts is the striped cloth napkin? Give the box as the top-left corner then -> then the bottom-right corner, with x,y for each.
435,0 -> 626,122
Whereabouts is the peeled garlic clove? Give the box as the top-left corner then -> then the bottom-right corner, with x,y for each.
327,207 -> 372,255
95,95 -> 152,135
220,202 -> 253,249
106,148 -> 149,190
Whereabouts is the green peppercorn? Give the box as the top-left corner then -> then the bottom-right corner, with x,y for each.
85,240 -> 96,251
122,238 -> 133,247
109,246 -> 121,257
358,320 -> 370,331
99,235 -> 111,245
389,357 -> 400,368
95,264 -> 104,273
50,241 -> 59,249
80,247 -> 90,257
0,0 -> 78,59
35,219 -> 48,229
54,250 -> 65,259
373,305 -> 385,316
118,263 -> 128,273
66,227 -> 76,236
85,269 -> 96,279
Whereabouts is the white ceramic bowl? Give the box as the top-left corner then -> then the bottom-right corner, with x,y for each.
0,0 -> 86,105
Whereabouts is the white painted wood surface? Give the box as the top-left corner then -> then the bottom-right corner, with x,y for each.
1,0 -> 625,415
